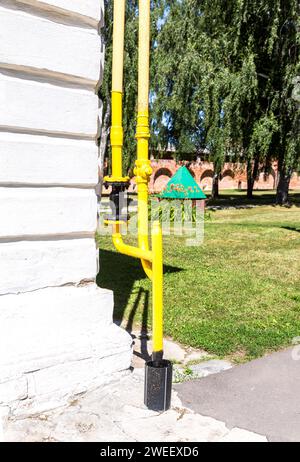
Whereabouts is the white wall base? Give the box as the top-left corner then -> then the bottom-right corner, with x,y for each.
0,284 -> 132,416
0,406 -> 10,442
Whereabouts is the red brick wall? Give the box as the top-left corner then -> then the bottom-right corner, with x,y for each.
128,160 -> 300,193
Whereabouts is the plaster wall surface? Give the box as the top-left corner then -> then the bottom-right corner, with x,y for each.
0,0 -> 131,415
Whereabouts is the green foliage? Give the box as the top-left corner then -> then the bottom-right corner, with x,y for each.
248,114 -> 278,159
149,199 -> 210,224
101,1 -> 299,200
152,0 -> 299,200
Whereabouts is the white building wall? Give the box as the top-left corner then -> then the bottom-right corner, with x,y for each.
0,0 -> 131,416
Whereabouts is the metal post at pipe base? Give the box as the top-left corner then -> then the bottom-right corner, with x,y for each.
144,359 -> 173,412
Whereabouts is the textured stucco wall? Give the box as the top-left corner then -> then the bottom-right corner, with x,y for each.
0,0 -> 131,416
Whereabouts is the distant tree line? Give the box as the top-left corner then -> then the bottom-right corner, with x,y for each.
100,0 -> 299,205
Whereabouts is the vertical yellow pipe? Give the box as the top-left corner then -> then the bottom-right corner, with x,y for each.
152,221 -> 164,357
110,0 -> 126,180
136,1 -> 164,357
135,0 -> 153,278
108,0 -> 164,361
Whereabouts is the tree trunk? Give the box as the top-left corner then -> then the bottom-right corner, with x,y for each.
212,171 -> 219,199
247,157 -> 259,199
276,167 -> 292,205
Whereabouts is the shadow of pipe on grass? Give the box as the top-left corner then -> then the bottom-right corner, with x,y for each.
96,248 -> 183,362
126,287 -> 151,362
281,226 -> 300,233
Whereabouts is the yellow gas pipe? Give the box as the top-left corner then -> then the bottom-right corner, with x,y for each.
105,0 -> 163,360
107,0 -> 128,184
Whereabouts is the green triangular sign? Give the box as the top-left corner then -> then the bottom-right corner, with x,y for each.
159,166 -> 207,200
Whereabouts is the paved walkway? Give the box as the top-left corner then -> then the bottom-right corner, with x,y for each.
175,347 -> 300,442
1,331 -> 269,442
1,369 -> 266,442
4,334 -> 298,441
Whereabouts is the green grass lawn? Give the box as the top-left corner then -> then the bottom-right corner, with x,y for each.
97,193 -> 300,362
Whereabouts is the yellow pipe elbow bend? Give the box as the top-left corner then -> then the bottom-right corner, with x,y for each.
112,233 -> 153,263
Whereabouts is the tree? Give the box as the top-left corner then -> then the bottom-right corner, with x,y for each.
151,2 -> 210,196
152,0 -> 258,198
152,0 -> 300,202
271,1 -> 300,204
219,0 -> 300,203
101,1 -> 299,203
